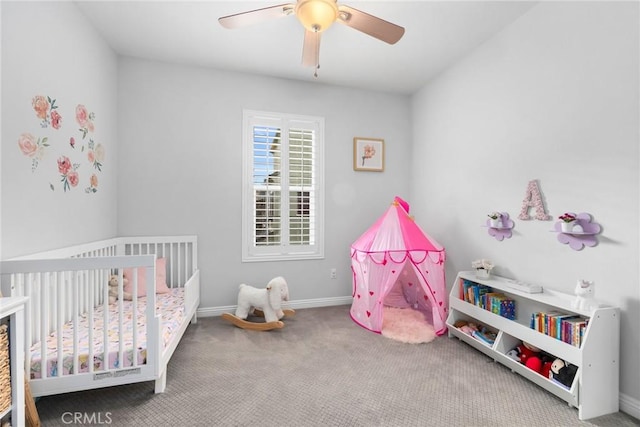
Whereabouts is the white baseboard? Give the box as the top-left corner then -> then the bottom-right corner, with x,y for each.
620,392 -> 640,420
196,296 -> 640,422
196,295 -> 352,318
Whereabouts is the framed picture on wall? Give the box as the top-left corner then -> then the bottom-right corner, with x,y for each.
353,137 -> 384,172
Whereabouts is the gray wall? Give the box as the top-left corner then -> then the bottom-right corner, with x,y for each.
410,1 -> 639,412
1,1 -> 118,258
116,57 -> 411,310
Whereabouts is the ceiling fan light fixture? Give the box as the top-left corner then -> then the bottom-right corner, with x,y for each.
295,0 -> 338,32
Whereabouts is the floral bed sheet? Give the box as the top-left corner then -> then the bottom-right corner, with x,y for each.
29,288 -> 185,379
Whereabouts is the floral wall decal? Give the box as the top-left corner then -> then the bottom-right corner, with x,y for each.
32,95 -> 62,129
85,174 -> 99,194
76,104 -> 95,139
18,96 -> 104,194
18,132 -> 49,171
87,140 -> 104,171
58,156 -> 80,192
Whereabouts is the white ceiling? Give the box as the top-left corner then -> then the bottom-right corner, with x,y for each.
75,0 -> 538,95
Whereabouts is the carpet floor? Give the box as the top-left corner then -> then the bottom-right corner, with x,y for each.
34,305 -> 639,427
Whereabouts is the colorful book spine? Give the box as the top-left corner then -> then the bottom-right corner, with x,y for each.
529,312 -> 590,347
500,299 -> 515,320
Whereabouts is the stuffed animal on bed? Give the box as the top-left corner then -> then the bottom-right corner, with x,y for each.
108,275 -> 132,303
235,276 -> 289,323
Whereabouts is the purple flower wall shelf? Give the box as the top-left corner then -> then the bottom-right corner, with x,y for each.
485,212 -> 514,241
554,212 -> 601,250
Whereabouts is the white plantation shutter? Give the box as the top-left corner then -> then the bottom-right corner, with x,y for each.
242,110 -> 324,261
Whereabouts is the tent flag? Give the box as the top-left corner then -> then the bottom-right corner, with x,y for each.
350,197 -> 448,335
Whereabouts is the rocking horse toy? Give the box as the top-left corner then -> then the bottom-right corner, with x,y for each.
221,276 -> 295,331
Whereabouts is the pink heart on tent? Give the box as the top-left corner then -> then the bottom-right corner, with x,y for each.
369,291 -> 374,296
424,295 -> 428,300
391,270 -> 396,274
366,311 -> 371,317
439,301 -> 443,306
357,294 -> 361,299
407,282 -> 413,286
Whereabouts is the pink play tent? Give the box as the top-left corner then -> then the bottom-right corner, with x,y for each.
350,197 -> 448,335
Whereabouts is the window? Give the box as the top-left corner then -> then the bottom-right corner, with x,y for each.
242,110 -> 324,261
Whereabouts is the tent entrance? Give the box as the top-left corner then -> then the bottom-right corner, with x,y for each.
383,262 -> 433,315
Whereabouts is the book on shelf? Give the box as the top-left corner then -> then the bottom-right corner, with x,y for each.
530,311 -> 589,347
500,299 -> 516,320
461,279 -> 516,320
562,316 -> 589,347
472,328 -> 497,345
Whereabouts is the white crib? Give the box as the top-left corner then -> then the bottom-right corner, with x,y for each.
0,235 -> 199,397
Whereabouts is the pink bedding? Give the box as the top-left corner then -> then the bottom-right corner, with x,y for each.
29,288 -> 185,379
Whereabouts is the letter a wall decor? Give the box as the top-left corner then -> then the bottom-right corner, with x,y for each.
518,180 -> 551,221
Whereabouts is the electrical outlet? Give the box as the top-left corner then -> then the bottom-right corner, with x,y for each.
330,268 -> 337,279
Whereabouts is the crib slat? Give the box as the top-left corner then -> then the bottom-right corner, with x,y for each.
72,271 -> 79,375
178,243 -> 183,288
169,243 -> 174,288
39,274 -> 47,379
56,272 -> 64,378
118,270 -> 126,370
102,271 -> 109,375
88,270 -> 95,374
132,271 -> 138,368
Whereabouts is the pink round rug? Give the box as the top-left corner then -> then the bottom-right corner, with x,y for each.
381,306 -> 436,344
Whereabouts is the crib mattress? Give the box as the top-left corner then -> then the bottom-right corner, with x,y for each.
29,288 -> 185,379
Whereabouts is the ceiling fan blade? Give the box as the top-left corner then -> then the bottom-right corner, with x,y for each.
337,5 -> 405,44
219,3 -> 295,29
302,30 -> 321,68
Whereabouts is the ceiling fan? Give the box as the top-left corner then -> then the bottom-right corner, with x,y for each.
218,0 -> 405,76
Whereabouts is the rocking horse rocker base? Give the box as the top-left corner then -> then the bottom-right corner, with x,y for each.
221,309 -> 296,331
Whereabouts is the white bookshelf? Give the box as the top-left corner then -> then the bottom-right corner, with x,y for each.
446,271 -> 619,421
0,297 -> 27,427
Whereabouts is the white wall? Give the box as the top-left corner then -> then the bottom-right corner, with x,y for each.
116,57 -> 411,309
411,1 -> 639,411
1,1 -> 118,258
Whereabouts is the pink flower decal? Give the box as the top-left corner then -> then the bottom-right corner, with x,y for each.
85,173 -> 99,194
87,140 -> 103,171
32,95 -> 60,128
76,105 -> 88,127
57,156 -> 72,175
18,132 -> 49,171
76,104 -> 95,139
58,156 -> 80,192
51,110 -> 62,129
32,96 -> 49,120
67,171 -> 79,187
18,133 -> 38,157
